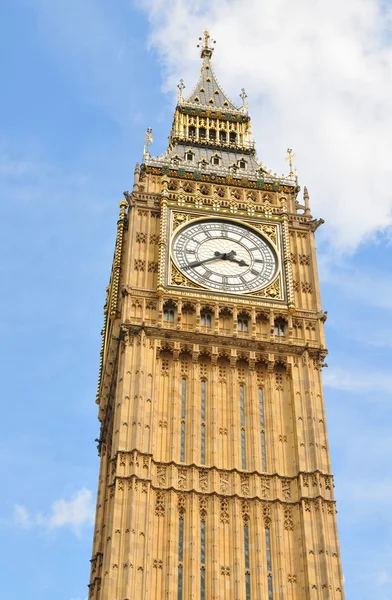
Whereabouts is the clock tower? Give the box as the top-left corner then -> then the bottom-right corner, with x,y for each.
89,32 -> 345,599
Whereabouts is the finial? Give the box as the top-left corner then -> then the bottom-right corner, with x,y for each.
177,79 -> 185,103
240,88 -> 248,111
143,127 -> 154,159
197,30 -> 216,59
285,148 -> 296,176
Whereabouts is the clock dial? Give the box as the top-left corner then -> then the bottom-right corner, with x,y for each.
172,219 -> 278,294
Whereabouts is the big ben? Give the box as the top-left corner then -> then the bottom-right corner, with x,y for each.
89,31 -> 345,599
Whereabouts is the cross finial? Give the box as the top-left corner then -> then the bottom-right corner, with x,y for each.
197,30 -> 215,59
177,79 -> 185,103
240,88 -> 248,112
143,127 -> 154,159
285,148 -> 296,176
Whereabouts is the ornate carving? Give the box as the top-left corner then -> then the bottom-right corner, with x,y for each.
284,506 -> 294,530
178,468 -> 187,490
170,263 -> 200,288
263,503 -> 271,528
134,259 -> 145,271
240,474 -> 250,496
199,495 -> 207,520
153,559 -> 163,569
282,479 -> 291,500
220,472 -> 229,494
155,492 -> 165,517
261,224 -> 278,245
220,498 -> 230,524
136,232 -> 147,243
148,261 -> 158,272
199,469 -> 208,492
150,233 -> 160,244
178,493 -> 186,516
173,211 -> 190,230
220,566 -> 231,576
275,372 -> 284,391
261,477 -> 270,498
301,281 -> 313,293
156,466 -> 167,486
299,254 -> 310,265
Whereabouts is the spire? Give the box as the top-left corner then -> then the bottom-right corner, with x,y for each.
184,31 -> 239,112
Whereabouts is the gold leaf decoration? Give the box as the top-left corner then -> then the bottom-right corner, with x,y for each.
261,224 -> 278,245
170,264 -> 200,289
173,212 -> 190,230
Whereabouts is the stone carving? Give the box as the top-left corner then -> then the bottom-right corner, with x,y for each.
220,566 -> 231,575
242,500 -> 250,523
240,474 -> 250,496
148,261 -> 158,272
134,259 -> 145,271
275,373 -> 284,391
220,472 -> 229,494
157,466 -> 166,486
153,559 -> 163,569
220,498 -> 230,524
149,233 -> 160,244
261,476 -> 270,498
263,504 -> 271,528
155,492 -> 165,517
199,496 -> 207,520
178,493 -> 186,516
178,468 -> 187,490
282,479 -> 291,500
199,469 -> 208,492
136,232 -> 147,243
261,224 -> 277,245
301,281 -> 313,293
284,507 -> 294,531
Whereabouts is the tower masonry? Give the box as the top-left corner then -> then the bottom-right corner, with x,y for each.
89,31 -> 345,600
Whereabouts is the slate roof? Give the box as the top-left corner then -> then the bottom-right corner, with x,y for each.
183,56 -> 240,113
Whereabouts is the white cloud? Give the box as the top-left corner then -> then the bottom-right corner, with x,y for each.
141,0 -> 392,251
14,504 -> 33,529
14,488 -> 95,536
324,366 -> 392,394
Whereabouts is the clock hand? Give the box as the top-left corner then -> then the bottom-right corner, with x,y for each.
184,252 -> 226,269
227,257 -> 249,267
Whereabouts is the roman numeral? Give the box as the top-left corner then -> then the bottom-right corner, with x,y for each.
254,259 -> 264,263
251,269 -> 260,276
186,249 -> 196,254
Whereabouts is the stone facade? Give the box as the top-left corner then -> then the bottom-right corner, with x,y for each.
88,32 -> 344,600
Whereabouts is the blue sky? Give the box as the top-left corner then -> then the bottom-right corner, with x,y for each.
1,1 -> 392,599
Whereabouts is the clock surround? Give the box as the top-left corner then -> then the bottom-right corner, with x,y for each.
171,218 -> 278,294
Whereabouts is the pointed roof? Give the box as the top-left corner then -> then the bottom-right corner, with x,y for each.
181,31 -> 242,113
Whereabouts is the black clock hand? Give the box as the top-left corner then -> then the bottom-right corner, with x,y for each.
226,257 -> 249,267
184,251 -> 226,269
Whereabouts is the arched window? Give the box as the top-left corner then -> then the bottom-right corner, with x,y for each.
238,318 -> 248,332
199,127 -> 206,139
211,155 -> 220,166
219,131 -> 227,143
164,309 -> 175,322
185,151 -> 194,162
274,318 -> 286,337
188,126 -> 196,138
201,313 -> 212,327
209,129 -> 216,141
238,159 -> 247,169
229,132 -> 237,144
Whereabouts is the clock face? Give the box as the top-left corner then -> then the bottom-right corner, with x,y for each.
172,219 -> 278,294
